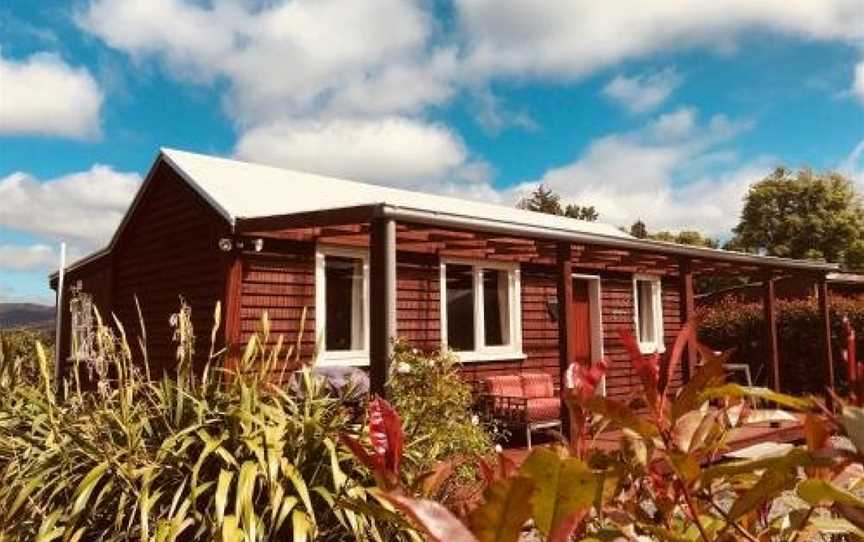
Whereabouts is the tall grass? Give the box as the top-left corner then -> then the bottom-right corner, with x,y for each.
0,298 -> 413,541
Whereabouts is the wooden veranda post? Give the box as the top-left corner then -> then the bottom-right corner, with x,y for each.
817,276 -> 836,402
762,273 -> 781,392
556,241 -> 574,437
370,218 -> 397,397
677,258 -> 696,383
223,248 -> 243,374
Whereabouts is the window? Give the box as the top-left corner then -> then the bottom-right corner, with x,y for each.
633,274 -> 664,353
440,260 -> 522,361
315,247 -> 369,364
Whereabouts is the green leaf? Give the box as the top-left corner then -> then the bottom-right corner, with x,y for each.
841,406 -> 864,455
215,469 -> 233,525
728,468 -> 791,521
671,347 -> 727,421
467,475 -> 534,542
797,479 -> 864,508
518,448 -> 595,537
585,397 -> 658,439
292,509 -> 313,542
221,515 -> 243,542
697,384 -> 813,411
72,462 -> 110,517
702,447 -> 827,485
6,474 -> 43,522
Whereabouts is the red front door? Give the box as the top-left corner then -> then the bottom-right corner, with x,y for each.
570,279 -> 592,365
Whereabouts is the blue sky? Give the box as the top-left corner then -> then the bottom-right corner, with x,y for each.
1,0 -> 863,305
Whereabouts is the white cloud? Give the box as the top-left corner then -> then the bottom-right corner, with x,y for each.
0,49 -> 104,139
456,0 -> 864,79
0,244 -> 57,271
510,107 -> 762,235
840,139 -> 864,189
78,0 -> 454,125
235,116 -> 490,189
853,61 -> 864,104
0,166 -> 140,249
603,68 -> 683,114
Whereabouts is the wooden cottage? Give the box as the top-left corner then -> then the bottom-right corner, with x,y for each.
50,148 -> 840,407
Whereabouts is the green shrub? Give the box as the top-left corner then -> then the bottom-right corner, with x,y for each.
0,327 -> 53,389
386,341 -> 496,504
698,295 -> 864,394
0,301 -> 412,541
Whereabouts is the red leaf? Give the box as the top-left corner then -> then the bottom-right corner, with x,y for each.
661,320 -> 695,397
339,434 -> 383,474
547,509 -> 588,542
369,396 -> 404,478
384,493 -> 478,542
617,329 -> 659,406
477,456 -> 495,486
567,358 -> 608,404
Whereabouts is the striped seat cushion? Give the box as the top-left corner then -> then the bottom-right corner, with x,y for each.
484,375 -> 524,397
526,398 -> 560,422
521,372 -> 554,399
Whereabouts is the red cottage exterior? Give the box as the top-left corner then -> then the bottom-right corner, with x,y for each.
50,149 -> 839,405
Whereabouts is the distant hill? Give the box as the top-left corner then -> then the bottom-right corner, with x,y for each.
0,303 -> 55,330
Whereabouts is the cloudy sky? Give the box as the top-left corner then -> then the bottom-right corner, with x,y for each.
1,0 -> 863,304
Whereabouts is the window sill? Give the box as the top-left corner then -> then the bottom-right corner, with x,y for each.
317,353 -> 369,367
451,350 -> 527,363
638,342 -> 666,355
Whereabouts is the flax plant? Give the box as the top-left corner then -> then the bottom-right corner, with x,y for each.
0,297 -> 413,541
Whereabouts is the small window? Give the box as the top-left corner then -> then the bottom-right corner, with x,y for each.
315,247 -> 369,364
440,260 -> 522,361
633,275 -> 664,353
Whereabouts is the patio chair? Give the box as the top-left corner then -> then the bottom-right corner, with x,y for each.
481,372 -> 562,448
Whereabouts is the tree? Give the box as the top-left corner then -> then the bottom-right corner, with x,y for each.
629,220 -> 648,239
517,184 -> 599,222
516,184 -> 563,215
730,167 -> 864,269
564,204 -> 599,221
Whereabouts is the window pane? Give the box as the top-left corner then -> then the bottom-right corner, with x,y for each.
637,280 -> 655,344
483,269 -> 510,347
446,264 -> 475,351
325,256 -> 364,351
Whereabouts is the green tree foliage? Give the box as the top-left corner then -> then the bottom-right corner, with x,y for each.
629,219 -> 648,239
729,167 -> 864,268
563,204 -> 599,221
517,184 -> 599,222
650,229 -> 720,248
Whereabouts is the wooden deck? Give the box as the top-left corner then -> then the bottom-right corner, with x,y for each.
503,415 -> 806,466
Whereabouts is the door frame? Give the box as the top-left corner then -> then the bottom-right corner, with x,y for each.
570,273 -> 605,395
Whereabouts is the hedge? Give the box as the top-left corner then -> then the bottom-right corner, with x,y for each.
697,295 -> 864,395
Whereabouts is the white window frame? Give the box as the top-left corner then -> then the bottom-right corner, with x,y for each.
632,274 -> 665,354
315,245 -> 370,366
439,258 -> 524,362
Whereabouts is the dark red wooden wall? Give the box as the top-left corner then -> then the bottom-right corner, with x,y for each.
234,247 -> 684,401
53,162 -> 231,378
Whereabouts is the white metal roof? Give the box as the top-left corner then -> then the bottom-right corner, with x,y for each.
50,147 -> 840,281
160,148 -> 631,239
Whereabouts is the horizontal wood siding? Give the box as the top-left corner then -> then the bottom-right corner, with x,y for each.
111,163 -> 229,376
239,248 -> 317,361
233,245 -> 684,400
